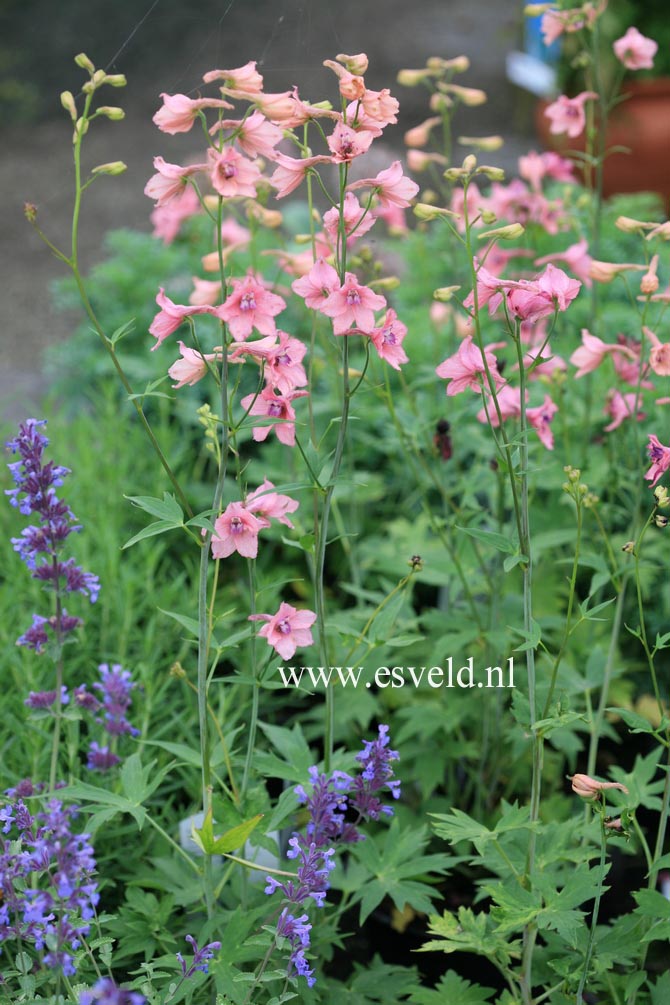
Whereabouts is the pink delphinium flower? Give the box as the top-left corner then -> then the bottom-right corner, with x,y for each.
168,341 -> 221,388
150,185 -> 201,244
570,328 -> 634,378
207,147 -> 262,198
218,110 -> 284,159
153,93 -> 232,134
291,259 -> 340,310
646,434 -> 670,486
249,602 -> 316,661
526,395 -> 558,449
545,92 -> 597,138
211,502 -> 264,559
323,193 -> 376,246
645,327 -> 670,377
149,289 -> 216,349
203,61 -> 264,95
436,337 -> 504,396
347,160 -> 419,210
327,121 -> 374,162
216,275 -> 286,341
640,255 -> 660,295
319,273 -> 387,335
269,153 -> 334,199
535,239 -> 592,286
476,384 -> 523,426
359,88 -> 399,131
189,277 -> 223,306
144,157 -> 203,207
245,479 -> 300,528
537,263 -> 582,310
603,390 -> 645,432
369,309 -> 409,370
240,387 -> 308,446
264,332 -> 309,393
613,27 -> 658,71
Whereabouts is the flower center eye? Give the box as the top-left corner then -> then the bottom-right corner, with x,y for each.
240,292 -> 256,311
278,619 -> 292,635
277,353 -> 291,366
230,516 -> 244,533
268,402 -> 283,417
383,327 -> 396,345
346,289 -> 361,306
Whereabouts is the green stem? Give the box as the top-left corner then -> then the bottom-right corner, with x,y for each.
576,818 -> 608,1003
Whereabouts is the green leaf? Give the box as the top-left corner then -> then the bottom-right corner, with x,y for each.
210,815 -> 264,854
158,608 -> 199,637
410,970 -> 496,1004
511,619 -> 541,652
456,525 -> 516,554
606,707 -> 659,735
109,319 -> 135,346
125,492 -> 184,521
123,518 -> 184,549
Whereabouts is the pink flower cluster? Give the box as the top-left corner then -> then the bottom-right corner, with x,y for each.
145,55 -> 416,663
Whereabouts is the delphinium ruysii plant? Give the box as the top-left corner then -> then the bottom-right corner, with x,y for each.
391,23 -> 670,1005
19,48 -> 450,1004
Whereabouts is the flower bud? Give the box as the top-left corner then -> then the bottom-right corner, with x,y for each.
655,514 -> 669,528
427,55 -> 470,73
336,52 -> 368,75
476,165 -> 506,181
406,150 -> 447,171
246,202 -> 282,228
654,485 -> 670,508
103,73 -> 127,88
443,166 -> 466,181
615,215 -> 653,234
622,541 -> 636,554
570,773 -> 629,800
373,276 -> 401,291
462,154 -> 477,173
480,209 -> 497,224
60,91 -> 77,120
414,202 -> 458,221
24,202 -> 38,223
74,52 -> 95,72
73,117 -> 89,140
460,135 -> 504,152
404,116 -> 442,148
397,68 -> 434,86
640,254 -> 659,295
91,161 -> 128,176
478,223 -> 525,241
439,83 -> 487,106
96,106 -> 125,120
433,286 -> 461,301
429,92 -> 454,113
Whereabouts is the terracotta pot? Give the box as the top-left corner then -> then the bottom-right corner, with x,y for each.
535,78 -> 670,205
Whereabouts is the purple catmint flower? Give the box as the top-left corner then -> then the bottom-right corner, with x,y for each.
85,743 -> 121,773
265,725 -> 401,987
6,419 -> 100,650
175,934 -> 221,978
74,685 -> 102,713
0,795 -> 99,975
79,978 -> 146,1004
93,664 -> 139,738
24,686 -> 69,710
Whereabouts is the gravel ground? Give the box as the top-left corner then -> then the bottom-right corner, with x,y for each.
1,0 -> 536,422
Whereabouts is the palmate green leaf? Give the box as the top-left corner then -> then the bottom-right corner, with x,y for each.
606,706 -> 660,735
650,971 -> 670,1004
350,820 -> 448,924
419,907 -> 516,968
485,880 -> 542,935
609,748 -> 666,811
409,970 -> 495,1004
